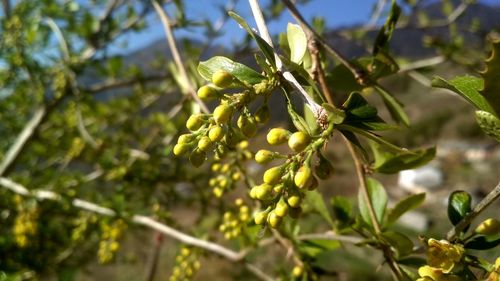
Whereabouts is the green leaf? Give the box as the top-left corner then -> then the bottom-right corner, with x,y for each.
198,56 -> 264,86
370,142 -> 436,174
465,236 -> 500,250
387,193 -> 426,225
305,190 -> 335,227
287,23 -> 307,64
382,231 -> 414,258
358,177 -> 388,228
432,76 -> 495,115
447,190 -> 472,226
475,110 -> 500,141
342,92 -> 397,131
398,257 -> 427,267
373,85 -> 410,126
338,124 -> 407,153
298,239 -> 340,258
373,0 -> 401,55
228,11 -> 276,67
322,103 -> 346,125
286,99 -> 312,134
331,196 -> 353,226
304,104 -> 319,134
480,37 -> 500,116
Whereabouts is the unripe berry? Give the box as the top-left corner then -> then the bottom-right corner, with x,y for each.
308,176 -> 319,191
189,149 -> 206,167
288,131 -> 310,152
292,266 -> 304,277
263,166 -> 283,185
208,126 -> 224,142
197,136 -> 212,152
186,114 -> 204,131
254,210 -> 269,225
267,211 -> 282,228
255,149 -> 275,164
197,85 -> 218,100
253,184 -> 273,201
213,104 -> 233,124
173,143 -> 190,156
177,134 -> 194,144
315,154 -> 334,179
275,199 -> 289,217
267,128 -> 290,145
287,195 -> 301,208
475,218 -> 500,235
255,105 -> 270,123
237,115 -> 257,138
294,166 -> 313,189
212,70 -> 234,88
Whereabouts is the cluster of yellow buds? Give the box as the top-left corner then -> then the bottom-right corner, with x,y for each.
71,213 -> 98,242
487,257 -> 500,281
173,69 -> 276,166
251,128 -> 333,228
12,198 -> 38,248
98,219 -> 127,264
218,198 -> 250,239
168,246 -> 201,281
209,141 -> 251,198
417,238 -> 464,281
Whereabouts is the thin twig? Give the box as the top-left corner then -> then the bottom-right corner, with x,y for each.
297,232 -> 364,244
446,181 -> 500,241
367,0 -> 388,28
152,1 -> 209,114
271,229 -> 303,267
309,40 -> 335,105
84,74 -> 169,93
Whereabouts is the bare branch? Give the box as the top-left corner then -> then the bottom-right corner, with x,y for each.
84,74 -> 169,93
152,1 -> 210,114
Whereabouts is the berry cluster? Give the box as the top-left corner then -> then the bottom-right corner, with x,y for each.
173,70 -> 277,166
98,219 -> 127,264
169,246 -> 201,281
251,128 -> 333,228
218,198 -> 250,240
209,140 -> 252,198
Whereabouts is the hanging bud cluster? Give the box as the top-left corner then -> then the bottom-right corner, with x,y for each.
218,198 -> 251,240
12,196 -> 38,248
169,246 -> 201,281
251,128 -> 334,228
209,140 -> 252,198
98,219 -> 127,264
173,69 -> 277,166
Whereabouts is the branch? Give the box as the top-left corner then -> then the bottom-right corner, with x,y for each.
0,177 -> 275,281
152,1 -> 210,114
367,0 -> 388,28
297,232 -> 364,244
84,74 -> 169,93
446,181 -> 500,241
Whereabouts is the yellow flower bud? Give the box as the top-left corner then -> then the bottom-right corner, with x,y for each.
254,210 -> 269,225
287,195 -> 301,208
275,199 -> 289,217
288,131 -> 310,152
267,128 -> 290,145
177,134 -> 193,144
186,114 -> 204,131
208,126 -> 224,142
197,136 -> 212,152
252,184 -> 273,201
292,266 -> 304,277
213,104 -> 233,124
255,149 -> 275,164
475,218 -> 500,236
294,166 -> 313,189
263,166 -> 283,185
212,70 -> 234,88
267,211 -> 282,228
197,85 -> 218,100
173,143 -> 190,156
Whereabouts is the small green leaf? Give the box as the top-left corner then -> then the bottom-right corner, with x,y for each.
304,104 -> 319,134
331,196 -> 353,226
198,56 -> 264,86
373,85 -> 410,126
228,11 -> 276,67
382,231 -> 414,258
286,99 -> 312,134
287,23 -> 307,64
343,92 -> 378,119
475,110 -> 500,141
465,236 -> 500,250
370,142 -> 436,174
358,177 -> 388,228
373,0 -> 401,55
305,190 -> 335,227
322,103 -> 346,124
480,37 -> 500,116
298,239 -> 340,258
387,193 -> 426,225
447,190 -> 472,226
338,124 -> 407,153
432,76 -> 495,115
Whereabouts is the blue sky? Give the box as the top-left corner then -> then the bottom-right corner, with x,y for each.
113,0 -> 500,54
